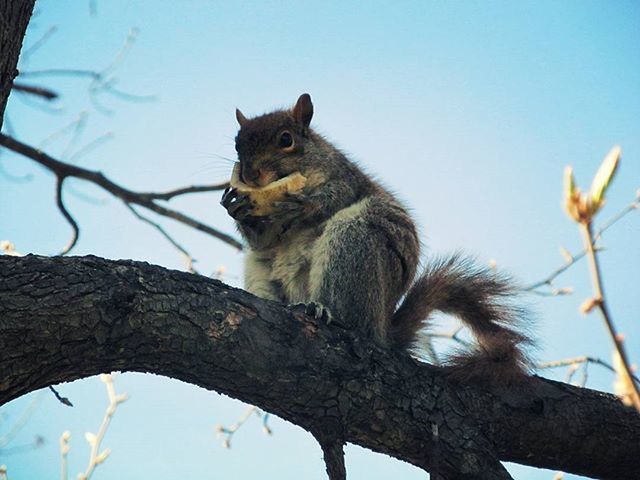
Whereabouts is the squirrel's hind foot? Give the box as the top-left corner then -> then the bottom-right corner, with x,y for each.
288,302 -> 334,325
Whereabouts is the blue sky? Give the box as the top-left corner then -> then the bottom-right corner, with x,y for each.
1,1 -> 639,479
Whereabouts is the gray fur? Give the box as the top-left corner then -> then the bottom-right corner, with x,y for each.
222,94 -> 531,382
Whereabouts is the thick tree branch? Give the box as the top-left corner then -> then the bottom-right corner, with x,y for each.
0,133 -> 243,251
1,255 -> 638,479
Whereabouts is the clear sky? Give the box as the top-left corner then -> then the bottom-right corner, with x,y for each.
1,1 -> 639,479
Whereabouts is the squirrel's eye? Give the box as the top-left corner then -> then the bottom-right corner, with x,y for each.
278,131 -> 294,149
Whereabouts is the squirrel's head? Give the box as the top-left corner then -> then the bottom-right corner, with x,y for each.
234,94 -> 314,187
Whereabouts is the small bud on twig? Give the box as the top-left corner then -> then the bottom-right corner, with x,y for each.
579,297 -> 600,314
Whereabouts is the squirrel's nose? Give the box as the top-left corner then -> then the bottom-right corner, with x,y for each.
240,163 -> 260,185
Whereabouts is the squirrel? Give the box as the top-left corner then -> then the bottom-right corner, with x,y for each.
221,93 -> 531,382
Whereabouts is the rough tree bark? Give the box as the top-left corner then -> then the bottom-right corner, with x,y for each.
1,255 -> 638,479
0,0 -> 35,131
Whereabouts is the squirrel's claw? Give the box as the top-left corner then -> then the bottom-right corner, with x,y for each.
220,186 -> 234,207
288,301 -> 333,324
221,188 -> 255,221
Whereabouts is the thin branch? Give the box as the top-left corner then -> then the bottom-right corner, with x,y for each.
38,113 -> 88,150
21,25 -> 57,63
0,133 -> 243,251
564,363 -> 582,386
0,436 -> 45,455
17,28 -> 156,116
14,89 -> 63,114
78,374 -> 127,480
125,204 -> 198,273
60,431 -> 70,480
525,196 -> 638,292
428,326 -> 471,348
18,69 -> 102,79
11,82 -> 58,100
593,193 -> 639,242
580,221 -> 640,411
215,406 -> 258,448
60,112 -> 89,159
418,332 -> 440,364
528,286 -> 574,297
66,132 -> 113,164
55,177 -> 80,255
95,77 -> 156,103
0,392 -> 44,448
99,28 -> 138,80
48,385 -> 73,407
138,182 -> 229,201
538,356 -> 617,374
260,411 -> 272,435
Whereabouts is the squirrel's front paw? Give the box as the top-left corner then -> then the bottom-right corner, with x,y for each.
220,187 -> 256,221
272,193 -> 308,220
288,301 -> 333,324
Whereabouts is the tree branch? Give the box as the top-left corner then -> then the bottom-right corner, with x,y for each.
11,82 -> 58,100
1,255 -> 638,479
0,133 -> 243,251
55,177 -> 80,255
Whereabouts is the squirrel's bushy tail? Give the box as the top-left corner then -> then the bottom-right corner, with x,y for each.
390,254 -> 532,382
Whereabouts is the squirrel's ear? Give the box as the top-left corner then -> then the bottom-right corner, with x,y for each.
292,93 -> 313,129
235,108 -> 248,127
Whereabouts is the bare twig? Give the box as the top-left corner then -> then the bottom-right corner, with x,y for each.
78,374 -> 127,480
14,89 -> 63,113
18,69 -> 101,79
537,355 -> 640,380
38,113 -> 88,150
215,406 -> 273,448
125,204 -> 198,273
0,133 -> 243,251
593,194 -> 639,242
428,326 -> 471,348
580,221 -> 640,411
525,195 -> 638,293
21,25 -> 57,63
261,412 -> 272,435
11,83 -> 58,100
18,28 -> 155,115
0,392 -> 44,449
138,182 -> 229,201
55,178 -> 80,255
49,385 -> 73,407
60,431 -> 70,480
66,132 -> 113,164
418,332 -> 440,365
563,363 -> 581,385
0,436 -> 45,455
215,406 -> 257,448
